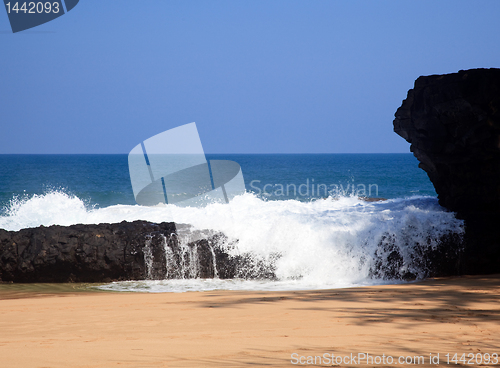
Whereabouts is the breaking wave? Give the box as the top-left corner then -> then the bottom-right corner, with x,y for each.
0,190 -> 464,292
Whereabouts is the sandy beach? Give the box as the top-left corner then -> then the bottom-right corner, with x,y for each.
1,275 -> 499,368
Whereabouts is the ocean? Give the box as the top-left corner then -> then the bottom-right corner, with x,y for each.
0,154 -> 464,292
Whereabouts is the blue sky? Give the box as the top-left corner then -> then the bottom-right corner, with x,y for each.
1,1 -> 499,154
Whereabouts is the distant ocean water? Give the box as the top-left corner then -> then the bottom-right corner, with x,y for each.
0,154 -> 436,209
0,154 -> 464,292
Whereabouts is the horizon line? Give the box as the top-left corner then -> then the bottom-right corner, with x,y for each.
0,152 -> 413,155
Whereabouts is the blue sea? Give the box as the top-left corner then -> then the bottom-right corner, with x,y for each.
0,154 -> 464,292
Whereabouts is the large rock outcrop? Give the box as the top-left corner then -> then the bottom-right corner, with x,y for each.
0,221 -> 238,283
394,68 -> 500,274
0,220 -> 284,283
0,218 -> 467,283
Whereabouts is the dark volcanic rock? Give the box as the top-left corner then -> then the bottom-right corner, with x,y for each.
0,221 -> 239,283
369,232 -> 465,281
394,68 -> 500,274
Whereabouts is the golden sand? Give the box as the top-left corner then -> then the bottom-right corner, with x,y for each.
1,275 -> 499,367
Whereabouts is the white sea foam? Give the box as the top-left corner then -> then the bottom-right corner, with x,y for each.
0,191 -> 464,292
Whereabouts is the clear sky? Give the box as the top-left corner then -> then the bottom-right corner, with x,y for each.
1,0 -> 499,154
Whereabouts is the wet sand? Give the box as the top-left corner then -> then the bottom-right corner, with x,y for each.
1,275 -> 499,367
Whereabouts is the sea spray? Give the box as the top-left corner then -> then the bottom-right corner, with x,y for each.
143,235 -> 154,280
1,191 -> 90,231
163,234 -> 176,279
0,190 -> 464,292
208,238 -> 219,279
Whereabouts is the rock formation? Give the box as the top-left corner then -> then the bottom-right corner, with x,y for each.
0,217 -> 467,283
0,220 -> 281,283
394,68 -> 500,274
0,221 -> 237,283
